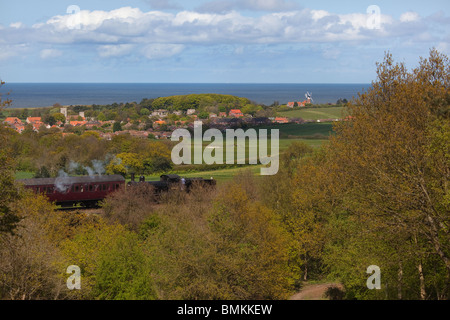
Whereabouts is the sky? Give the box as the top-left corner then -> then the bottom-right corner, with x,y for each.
0,0 -> 449,83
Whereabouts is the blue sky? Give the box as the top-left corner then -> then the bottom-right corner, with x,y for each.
0,0 -> 449,83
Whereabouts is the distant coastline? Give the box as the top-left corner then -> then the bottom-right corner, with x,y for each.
2,83 -> 370,109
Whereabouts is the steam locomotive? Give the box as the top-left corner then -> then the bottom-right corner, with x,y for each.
17,174 -> 216,208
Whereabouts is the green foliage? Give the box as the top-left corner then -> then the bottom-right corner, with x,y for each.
198,111 -> 209,119
0,82 -> 22,237
142,172 -> 294,300
113,121 -> 122,132
151,94 -> 251,112
322,49 -> 450,299
93,232 -> 157,300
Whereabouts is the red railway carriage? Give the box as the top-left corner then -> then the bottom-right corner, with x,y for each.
18,175 -> 125,207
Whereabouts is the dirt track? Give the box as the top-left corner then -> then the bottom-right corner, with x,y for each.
290,283 -> 343,300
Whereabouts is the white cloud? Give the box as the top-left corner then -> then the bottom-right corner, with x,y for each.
400,11 -> 420,23
0,6 -> 447,62
141,43 -> 185,59
145,0 -> 182,10
0,44 -> 30,61
241,0 -> 299,11
311,10 -> 329,21
23,7 -> 431,46
40,48 -> 63,59
0,48 -> 16,61
9,22 -> 25,29
97,44 -> 135,58
197,0 -> 300,13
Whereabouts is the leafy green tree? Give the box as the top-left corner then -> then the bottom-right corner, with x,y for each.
52,113 -> 66,123
113,121 -> 122,133
43,114 -> 56,126
324,49 -> 450,299
0,194 -> 65,300
34,166 -> 51,178
0,81 -> 22,236
139,108 -> 150,117
97,112 -> 107,121
198,111 -> 209,119
93,232 -> 157,300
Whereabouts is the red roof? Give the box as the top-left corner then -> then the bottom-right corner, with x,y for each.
275,117 -> 289,123
27,117 -> 42,123
69,121 -> 87,126
4,117 -> 22,124
229,109 -> 244,117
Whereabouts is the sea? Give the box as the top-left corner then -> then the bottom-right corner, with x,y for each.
1,83 -> 371,109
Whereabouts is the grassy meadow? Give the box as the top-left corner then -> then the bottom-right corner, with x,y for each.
278,106 -> 347,120
15,121 -> 335,183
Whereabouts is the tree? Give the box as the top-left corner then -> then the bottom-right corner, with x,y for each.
92,232 -> 157,300
34,166 -> 51,178
113,121 -> 122,133
324,49 -> 450,299
142,173 -> 293,300
0,141 -> 22,236
43,114 -> 56,126
139,108 -> 150,117
97,112 -> 107,121
0,194 -> 65,300
0,81 -> 22,236
198,111 -> 209,119
52,113 -> 66,124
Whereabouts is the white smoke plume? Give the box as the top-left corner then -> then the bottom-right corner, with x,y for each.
91,160 -> 106,176
54,170 -> 72,193
68,160 -> 106,177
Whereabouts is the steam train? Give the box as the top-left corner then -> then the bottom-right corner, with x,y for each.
17,174 -> 216,208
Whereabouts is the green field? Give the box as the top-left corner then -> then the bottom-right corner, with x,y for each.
15,123 -> 333,183
257,122 -> 335,139
278,106 -> 347,120
15,171 -> 35,180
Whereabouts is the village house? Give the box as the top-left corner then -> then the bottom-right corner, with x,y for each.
151,109 -> 169,118
287,98 -> 311,108
186,109 -> 196,116
274,117 -> 289,124
69,120 -> 88,127
4,117 -> 22,126
85,121 -> 102,129
26,117 -> 42,124
229,109 -> 244,118
4,117 -> 24,133
26,117 -> 47,131
153,120 -> 167,129
218,112 -> 227,118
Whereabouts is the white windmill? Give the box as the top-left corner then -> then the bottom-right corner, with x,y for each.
305,92 -> 314,104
